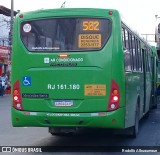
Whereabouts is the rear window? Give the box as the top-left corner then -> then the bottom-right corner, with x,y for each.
20,18 -> 112,52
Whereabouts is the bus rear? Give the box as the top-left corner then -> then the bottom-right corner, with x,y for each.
12,8 -> 125,132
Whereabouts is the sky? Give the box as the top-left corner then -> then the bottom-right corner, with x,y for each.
1,0 -> 160,44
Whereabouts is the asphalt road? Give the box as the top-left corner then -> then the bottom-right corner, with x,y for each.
1,95 -> 160,154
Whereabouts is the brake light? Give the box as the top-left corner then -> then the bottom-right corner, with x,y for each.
58,54 -> 69,58
107,80 -> 120,111
13,80 -> 23,110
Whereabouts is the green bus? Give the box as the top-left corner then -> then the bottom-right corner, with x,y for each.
12,8 -> 158,137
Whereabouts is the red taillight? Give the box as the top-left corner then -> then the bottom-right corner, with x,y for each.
19,14 -> 23,18
13,80 -> 23,110
107,80 -> 120,111
108,11 -> 113,15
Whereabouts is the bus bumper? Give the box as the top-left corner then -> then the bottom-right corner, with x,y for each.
12,107 -> 125,128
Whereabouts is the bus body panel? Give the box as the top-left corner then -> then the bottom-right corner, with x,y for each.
12,41 -> 115,112
12,8 -> 126,128
12,107 -> 125,128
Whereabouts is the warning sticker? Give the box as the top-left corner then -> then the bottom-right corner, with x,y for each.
78,34 -> 101,48
23,23 -> 32,33
84,84 -> 106,96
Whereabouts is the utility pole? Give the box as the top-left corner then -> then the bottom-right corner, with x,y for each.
10,0 -> 14,44
10,0 -> 14,60
155,15 -> 158,22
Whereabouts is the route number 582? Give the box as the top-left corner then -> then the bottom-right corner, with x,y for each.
82,21 -> 100,31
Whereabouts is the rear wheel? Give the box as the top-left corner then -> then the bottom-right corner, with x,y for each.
143,111 -> 149,119
128,104 -> 139,138
49,127 -> 77,136
152,104 -> 158,109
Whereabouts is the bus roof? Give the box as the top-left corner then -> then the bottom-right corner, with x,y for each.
16,8 -> 120,19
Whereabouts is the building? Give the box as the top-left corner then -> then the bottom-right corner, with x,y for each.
0,45 -> 11,75
0,14 -> 10,46
0,5 -> 17,77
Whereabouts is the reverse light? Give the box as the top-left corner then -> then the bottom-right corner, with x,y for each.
113,96 -> 119,102
13,80 -> 23,110
107,80 -> 120,111
14,96 -> 18,101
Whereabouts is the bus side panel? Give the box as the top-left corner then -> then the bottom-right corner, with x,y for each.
125,72 -> 142,128
111,14 -> 126,128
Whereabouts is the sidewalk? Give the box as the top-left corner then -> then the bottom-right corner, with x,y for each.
0,94 -> 11,100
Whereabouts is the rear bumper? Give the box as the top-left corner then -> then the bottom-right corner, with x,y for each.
12,107 -> 125,128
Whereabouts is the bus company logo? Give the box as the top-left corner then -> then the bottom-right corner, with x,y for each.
44,58 -> 50,63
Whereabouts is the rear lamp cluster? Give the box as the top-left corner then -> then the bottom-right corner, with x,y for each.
13,80 -> 23,110
108,80 -> 120,111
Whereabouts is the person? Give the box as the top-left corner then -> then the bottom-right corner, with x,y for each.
0,77 -> 5,96
6,80 -> 11,94
0,74 -> 7,96
1,78 -> 6,96
2,73 -> 8,90
0,80 -> 3,96
2,73 -> 8,83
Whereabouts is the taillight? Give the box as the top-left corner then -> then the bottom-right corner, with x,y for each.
13,80 -> 23,110
107,80 -> 120,111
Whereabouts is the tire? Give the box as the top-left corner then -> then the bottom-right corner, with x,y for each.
151,93 -> 157,109
49,127 -> 63,136
143,111 -> 149,119
129,104 -> 139,138
152,103 -> 158,109
49,127 -> 76,136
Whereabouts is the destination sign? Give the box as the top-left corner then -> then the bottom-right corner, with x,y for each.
78,34 -> 101,48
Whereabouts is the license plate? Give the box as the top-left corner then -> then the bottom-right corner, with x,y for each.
54,100 -> 73,107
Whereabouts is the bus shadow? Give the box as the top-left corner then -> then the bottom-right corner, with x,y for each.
35,104 -> 160,148
38,127 -> 138,147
